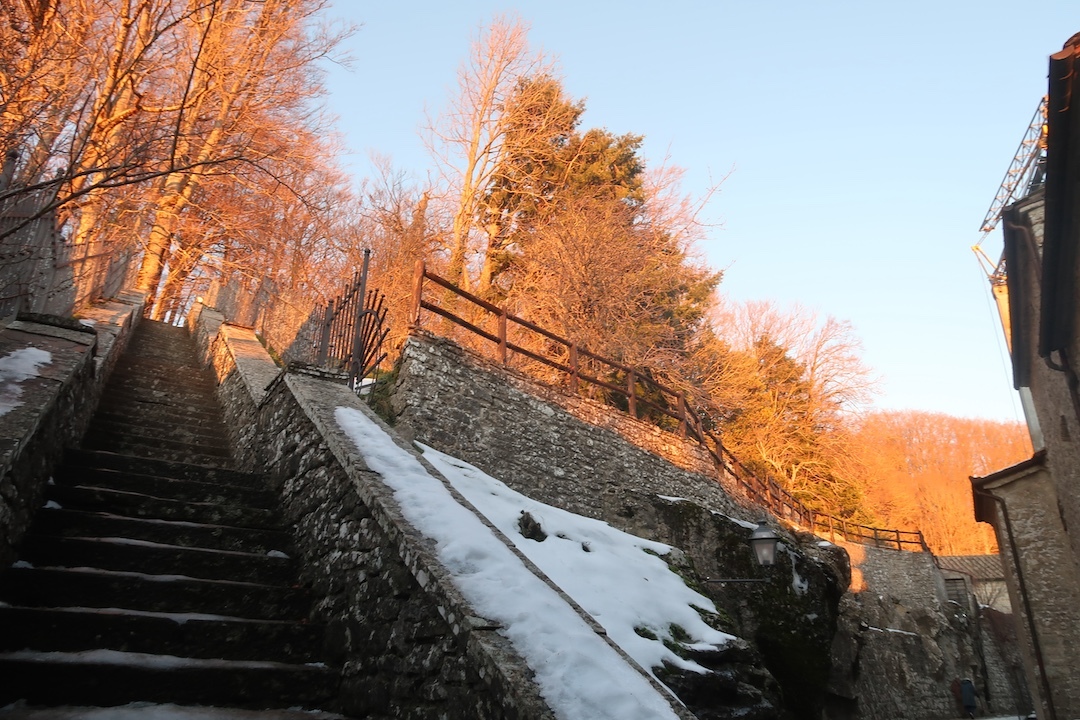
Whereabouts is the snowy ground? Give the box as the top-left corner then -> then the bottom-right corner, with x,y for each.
336,407 -> 737,720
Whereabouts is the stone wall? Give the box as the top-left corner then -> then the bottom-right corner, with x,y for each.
0,291 -> 142,566
258,373 -> 556,719
391,332 -> 851,720
391,331 -> 1033,720
190,304 -> 281,473
193,313 -> 565,720
841,541 -> 945,606
825,540 -> 1029,720
977,461 -> 1080,720
392,332 -> 754,528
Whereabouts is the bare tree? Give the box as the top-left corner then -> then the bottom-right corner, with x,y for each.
852,411 -> 1032,555
694,299 -> 877,517
133,0 -> 348,318
426,15 -> 556,291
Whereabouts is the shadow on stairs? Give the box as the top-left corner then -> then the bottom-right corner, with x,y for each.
0,321 -> 352,719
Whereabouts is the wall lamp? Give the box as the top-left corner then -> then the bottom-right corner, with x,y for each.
705,521 -> 780,584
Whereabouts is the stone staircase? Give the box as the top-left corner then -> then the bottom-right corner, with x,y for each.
0,321 -> 345,717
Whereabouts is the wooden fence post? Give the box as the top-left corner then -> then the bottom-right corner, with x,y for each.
498,310 -> 507,364
410,259 -> 425,326
627,369 -> 636,418
678,393 -> 687,438
570,344 -> 579,391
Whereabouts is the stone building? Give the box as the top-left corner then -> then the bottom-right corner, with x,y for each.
971,31 -> 1080,720
936,555 -> 1011,613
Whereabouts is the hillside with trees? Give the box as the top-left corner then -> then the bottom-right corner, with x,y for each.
0,6 -> 1031,556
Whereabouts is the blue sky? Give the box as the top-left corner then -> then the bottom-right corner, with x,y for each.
320,1 -> 1080,422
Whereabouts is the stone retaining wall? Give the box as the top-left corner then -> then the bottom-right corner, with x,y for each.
392,332 -> 754,528
825,542 -> 1030,719
189,303 -> 279,472
0,291 -> 143,566
391,332 -> 852,720
389,331 -> 1033,720
192,312 -> 560,719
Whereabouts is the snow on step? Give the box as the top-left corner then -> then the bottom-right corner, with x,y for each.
0,649 -> 322,672
0,701 -> 349,719
8,605 -> 291,626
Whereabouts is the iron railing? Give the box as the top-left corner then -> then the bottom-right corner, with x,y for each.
411,260 -> 929,552
311,250 -> 389,394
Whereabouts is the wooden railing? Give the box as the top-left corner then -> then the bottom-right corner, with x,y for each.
410,261 -> 929,553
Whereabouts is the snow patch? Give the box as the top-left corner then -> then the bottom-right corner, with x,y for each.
0,347 -> 51,416
335,407 -> 685,720
884,627 -> 919,637
0,649 -> 299,670
421,442 -> 735,677
791,566 -> 809,595
722,515 -> 758,530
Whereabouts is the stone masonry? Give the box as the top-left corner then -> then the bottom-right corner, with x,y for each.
391,331 -> 753,528
390,331 -> 852,720
192,308 -> 564,720
0,292 -> 142,567
390,330 -> 1030,720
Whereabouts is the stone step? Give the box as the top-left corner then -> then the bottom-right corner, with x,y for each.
95,397 -> 225,424
18,536 -> 296,585
99,386 -> 224,411
30,509 -> 292,555
0,567 -> 312,620
104,358 -> 218,380
94,383 -> 223,408
0,704 -> 350,720
62,450 -> 264,488
96,390 -> 223,414
45,485 -> 280,529
100,361 -> 218,384
0,650 -> 338,708
76,428 -> 233,462
108,361 -> 218,384
79,435 -> 234,468
0,605 -> 324,663
53,467 -> 268,507
91,409 -> 229,437
84,418 -> 232,450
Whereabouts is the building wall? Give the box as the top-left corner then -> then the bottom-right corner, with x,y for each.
982,466 -> 1080,720
993,191 -> 1080,719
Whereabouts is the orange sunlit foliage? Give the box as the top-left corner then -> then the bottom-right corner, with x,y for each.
852,411 -> 1032,555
